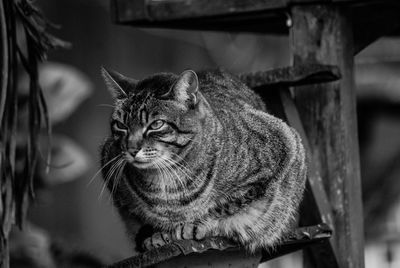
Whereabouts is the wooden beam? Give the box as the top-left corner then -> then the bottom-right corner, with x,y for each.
290,4 -> 364,268
240,64 -> 340,89
111,0 -> 400,41
111,0 -> 397,23
112,0 -> 286,22
280,89 -> 335,232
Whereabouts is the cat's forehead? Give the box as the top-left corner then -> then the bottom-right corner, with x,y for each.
113,92 -> 174,122
111,73 -> 179,121
135,73 -> 176,95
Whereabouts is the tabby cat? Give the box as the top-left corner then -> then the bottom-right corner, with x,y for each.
100,68 -> 307,252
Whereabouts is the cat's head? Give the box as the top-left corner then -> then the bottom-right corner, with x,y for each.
101,68 -> 204,170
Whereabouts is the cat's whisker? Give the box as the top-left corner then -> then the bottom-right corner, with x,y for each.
152,161 -> 161,187
171,156 -> 205,188
158,158 -> 182,197
108,159 -> 125,196
164,154 -> 199,185
180,137 -> 202,146
162,158 -> 185,192
100,158 -> 124,200
169,152 -> 194,170
87,154 -> 121,187
100,162 -> 118,200
160,161 -> 173,192
109,160 -> 126,202
163,157 -> 192,185
97,104 -> 116,108
162,159 -> 181,196
170,159 -> 194,180
160,156 -> 191,197
154,159 -> 166,193
153,160 -> 166,192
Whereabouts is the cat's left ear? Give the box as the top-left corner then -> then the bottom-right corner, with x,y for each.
171,70 -> 199,107
101,67 -> 138,100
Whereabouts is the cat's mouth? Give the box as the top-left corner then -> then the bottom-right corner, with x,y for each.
132,161 -> 154,169
124,151 -> 161,169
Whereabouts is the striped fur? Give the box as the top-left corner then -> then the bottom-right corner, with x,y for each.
100,69 -> 307,251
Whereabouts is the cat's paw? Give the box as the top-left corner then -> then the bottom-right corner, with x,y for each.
142,232 -> 172,251
173,223 -> 208,241
142,223 -> 209,251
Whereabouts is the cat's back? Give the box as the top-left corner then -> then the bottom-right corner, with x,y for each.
197,69 -> 266,112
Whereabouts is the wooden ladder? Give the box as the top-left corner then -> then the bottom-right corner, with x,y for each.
106,1 -> 400,267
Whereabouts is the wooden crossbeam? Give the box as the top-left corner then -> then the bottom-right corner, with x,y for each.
111,0 -> 400,52
112,0 -> 396,23
239,64 -> 340,89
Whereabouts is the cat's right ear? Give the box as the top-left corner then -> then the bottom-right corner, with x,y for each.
101,67 -> 137,100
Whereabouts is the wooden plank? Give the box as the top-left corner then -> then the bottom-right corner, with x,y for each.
112,0 -> 394,23
112,0 -> 288,23
111,0 -> 400,49
240,64 -> 340,89
106,225 -> 332,267
290,4 -> 364,268
111,0 -> 288,34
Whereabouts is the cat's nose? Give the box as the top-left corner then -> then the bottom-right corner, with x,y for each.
128,148 -> 140,157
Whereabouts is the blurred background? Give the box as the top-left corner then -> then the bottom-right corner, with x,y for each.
10,0 -> 400,267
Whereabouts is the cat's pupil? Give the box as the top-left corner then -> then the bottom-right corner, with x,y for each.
115,121 -> 126,130
149,120 -> 164,130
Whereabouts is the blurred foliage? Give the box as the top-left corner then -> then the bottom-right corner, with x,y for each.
9,60 -> 94,267
10,61 -> 95,268
0,0 -> 68,266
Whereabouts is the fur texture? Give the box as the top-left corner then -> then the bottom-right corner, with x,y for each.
100,68 -> 307,252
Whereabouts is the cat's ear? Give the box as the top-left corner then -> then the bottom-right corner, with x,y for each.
167,70 -> 199,107
101,67 -> 137,100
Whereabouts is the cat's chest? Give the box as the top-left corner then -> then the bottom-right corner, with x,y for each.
120,178 -> 214,225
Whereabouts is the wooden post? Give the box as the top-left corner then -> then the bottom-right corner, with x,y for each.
290,4 -> 365,268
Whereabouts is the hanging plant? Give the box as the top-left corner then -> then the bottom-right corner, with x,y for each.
0,0 -> 69,266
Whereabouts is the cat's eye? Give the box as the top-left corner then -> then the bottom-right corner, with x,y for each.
149,120 -> 165,130
113,120 -> 127,131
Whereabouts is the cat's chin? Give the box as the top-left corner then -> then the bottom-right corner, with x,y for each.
131,161 -> 156,170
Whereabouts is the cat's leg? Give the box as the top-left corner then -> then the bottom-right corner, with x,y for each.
211,197 -> 297,252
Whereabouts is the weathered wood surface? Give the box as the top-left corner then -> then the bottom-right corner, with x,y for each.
111,0 -> 400,45
106,224 -> 332,268
112,0 -> 394,22
240,64 -> 340,89
290,5 -> 364,268
280,88 -> 339,267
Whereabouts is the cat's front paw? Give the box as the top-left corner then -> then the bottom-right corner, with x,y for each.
173,222 -> 208,240
142,223 -> 209,251
142,232 -> 172,251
